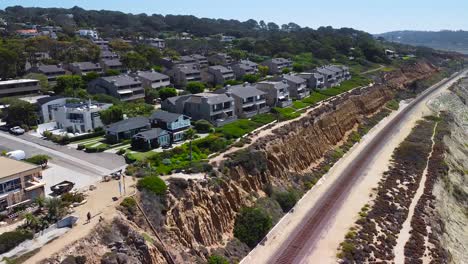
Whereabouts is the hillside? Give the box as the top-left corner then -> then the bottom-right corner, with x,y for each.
377,30 -> 468,54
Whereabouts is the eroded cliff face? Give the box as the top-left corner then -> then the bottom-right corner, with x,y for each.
429,80 -> 468,264
150,61 -> 439,263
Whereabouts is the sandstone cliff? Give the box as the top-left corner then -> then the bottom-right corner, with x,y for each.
147,60 -> 439,263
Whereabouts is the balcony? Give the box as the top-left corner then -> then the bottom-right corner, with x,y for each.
277,99 -> 292,108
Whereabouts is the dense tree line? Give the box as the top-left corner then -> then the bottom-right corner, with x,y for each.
1,6 -> 391,63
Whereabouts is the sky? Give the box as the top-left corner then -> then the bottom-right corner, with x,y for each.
1,0 -> 467,34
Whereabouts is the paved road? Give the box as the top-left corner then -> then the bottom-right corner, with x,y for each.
255,70 -> 467,264
0,132 -> 126,176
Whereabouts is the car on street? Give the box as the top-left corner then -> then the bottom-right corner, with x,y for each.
10,126 -> 25,135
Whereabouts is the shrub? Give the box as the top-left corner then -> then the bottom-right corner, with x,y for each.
186,81 -> 205,94
234,207 -> 272,248
137,176 -> 167,195
116,148 -> 126,155
225,149 -> 268,173
273,190 -> 301,212
77,144 -> 85,150
69,131 -> 105,143
25,154 -> 51,166
386,99 -> 399,111
193,119 -> 213,133
0,230 -> 33,254
207,255 -> 229,264
61,192 -> 85,205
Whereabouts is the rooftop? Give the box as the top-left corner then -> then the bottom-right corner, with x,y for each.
106,117 -> 149,133
134,128 -> 169,140
150,110 -> 186,123
0,79 -> 39,85
101,74 -> 142,87
36,64 -> 65,73
71,62 -> 102,70
282,74 -> 307,84
223,84 -> 266,98
137,71 -> 169,81
0,157 -> 40,180
209,65 -> 233,73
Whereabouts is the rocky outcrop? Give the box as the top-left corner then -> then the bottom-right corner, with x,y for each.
144,60 -> 439,262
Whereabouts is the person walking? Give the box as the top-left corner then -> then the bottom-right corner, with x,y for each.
87,212 -> 91,223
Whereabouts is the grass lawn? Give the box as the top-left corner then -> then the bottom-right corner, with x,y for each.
73,136 -> 105,144
215,119 -> 260,139
127,150 -> 158,161
302,92 -> 330,105
250,113 -> 276,124
292,100 -> 309,109
273,107 -> 301,121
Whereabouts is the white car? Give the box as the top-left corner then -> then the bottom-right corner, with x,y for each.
10,126 -> 25,135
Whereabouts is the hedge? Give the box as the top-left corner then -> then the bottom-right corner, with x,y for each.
69,130 -> 105,143
0,230 -> 33,254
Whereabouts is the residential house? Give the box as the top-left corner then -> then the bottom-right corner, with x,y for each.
297,72 -> 326,89
36,96 -> 72,123
180,55 -> 197,64
93,40 -> 110,50
257,81 -> 292,108
143,38 -> 166,49
208,53 -> 233,66
280,74 -> 310,99
88,74 -> 145,101
132,128 -> 171,150
315,67 -> 338,88
31,64 -> 66,82
68,62 -> 103,76
149,110 -> 191,142
162,93 -> 237,126
261,58 -> 292,74
101,59 -> 124,73
0,157 -> 45,213
207,65 -> 235,85
168,63 -> 202,87
100,50 -> 119,60
16,29 -> 39,38
231,60 -> 259,79
0,79 -> 40,97
191,54 -> 209,67
220,35 -> 236,42
77,29 -> 99,40
105,117 -> 151,143
136,71 -> 171,89
54,101 -> 111,134
217,83 -> 269,118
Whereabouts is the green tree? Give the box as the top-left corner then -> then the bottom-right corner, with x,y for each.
100,106 -> 124,125
137,175 -> 167,195
186,82 -> 205,94
193,120 -> 213,133
273,190 -> 300,212
145,88 -> 159,104
45,197 -> 65,222
81,71 -> 100,83
105,69 -> 120,76
184,128 -> 196,162
207,255 -> 229,264
281,67 -> 291,74
242,74 -> 259,83
258,65 -> 269,77
233,207 -> 272,248
122,52 -> 148,72
25,154 -> 51,166
3,99 -> 38,127
55,75 -> 84,95
109,39 -> 132,54
292,63 -> 304,72
0,47 -> 19,79
24,73 -> 49,92
135,44 -> 162,65
159,87 -> 178,101
228,49 -> 248,61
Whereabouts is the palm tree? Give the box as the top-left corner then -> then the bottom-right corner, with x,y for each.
184,128 -> 196,162
45,197 -> 64,222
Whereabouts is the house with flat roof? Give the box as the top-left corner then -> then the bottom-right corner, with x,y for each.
100,59 -> 124,73
257,81 -> 293,108
36,96 -> 72,123
105,117 -> 151,143
261,58 -> 292,74
142,38 -> 166,49
77,29 -> 99,40
280,74 -> 310,99
207,65 -> 235,85
208,53 -> 233,66
162,93 -> 236,126
168,63 -> 202,87
315,67 -> 338,88
54,101 -> 112,134
30,64 -> 66,82
149,110 -> 190,142
231,60 -> 258,79
136,71 -> 171,89
68,62 -> 103,76
191,54 -> 208,67
0,157 -> 45,213
88,74 -> 145,101
216,83 -> 269,118
0,79 -> 40,97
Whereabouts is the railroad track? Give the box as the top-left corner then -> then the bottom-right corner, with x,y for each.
271,71 -> 466,264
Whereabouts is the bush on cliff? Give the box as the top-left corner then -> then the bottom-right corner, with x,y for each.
0,229 -> 33,254
207,255 -> 229,264
234,207 -> 272,248
137,176 -> 167,195
273,190 -> 301,212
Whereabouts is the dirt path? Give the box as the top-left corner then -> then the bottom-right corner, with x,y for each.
393,117 -> 439,264
25,178 -> 136,263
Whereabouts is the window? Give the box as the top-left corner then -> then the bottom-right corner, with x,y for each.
0,178 -> 22,194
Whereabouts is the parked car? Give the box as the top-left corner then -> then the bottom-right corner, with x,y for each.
51,181 -> 75,196
0,124 -> 12,132
9,126 -> 25,135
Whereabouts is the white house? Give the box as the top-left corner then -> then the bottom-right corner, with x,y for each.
54,101 -> 111,134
